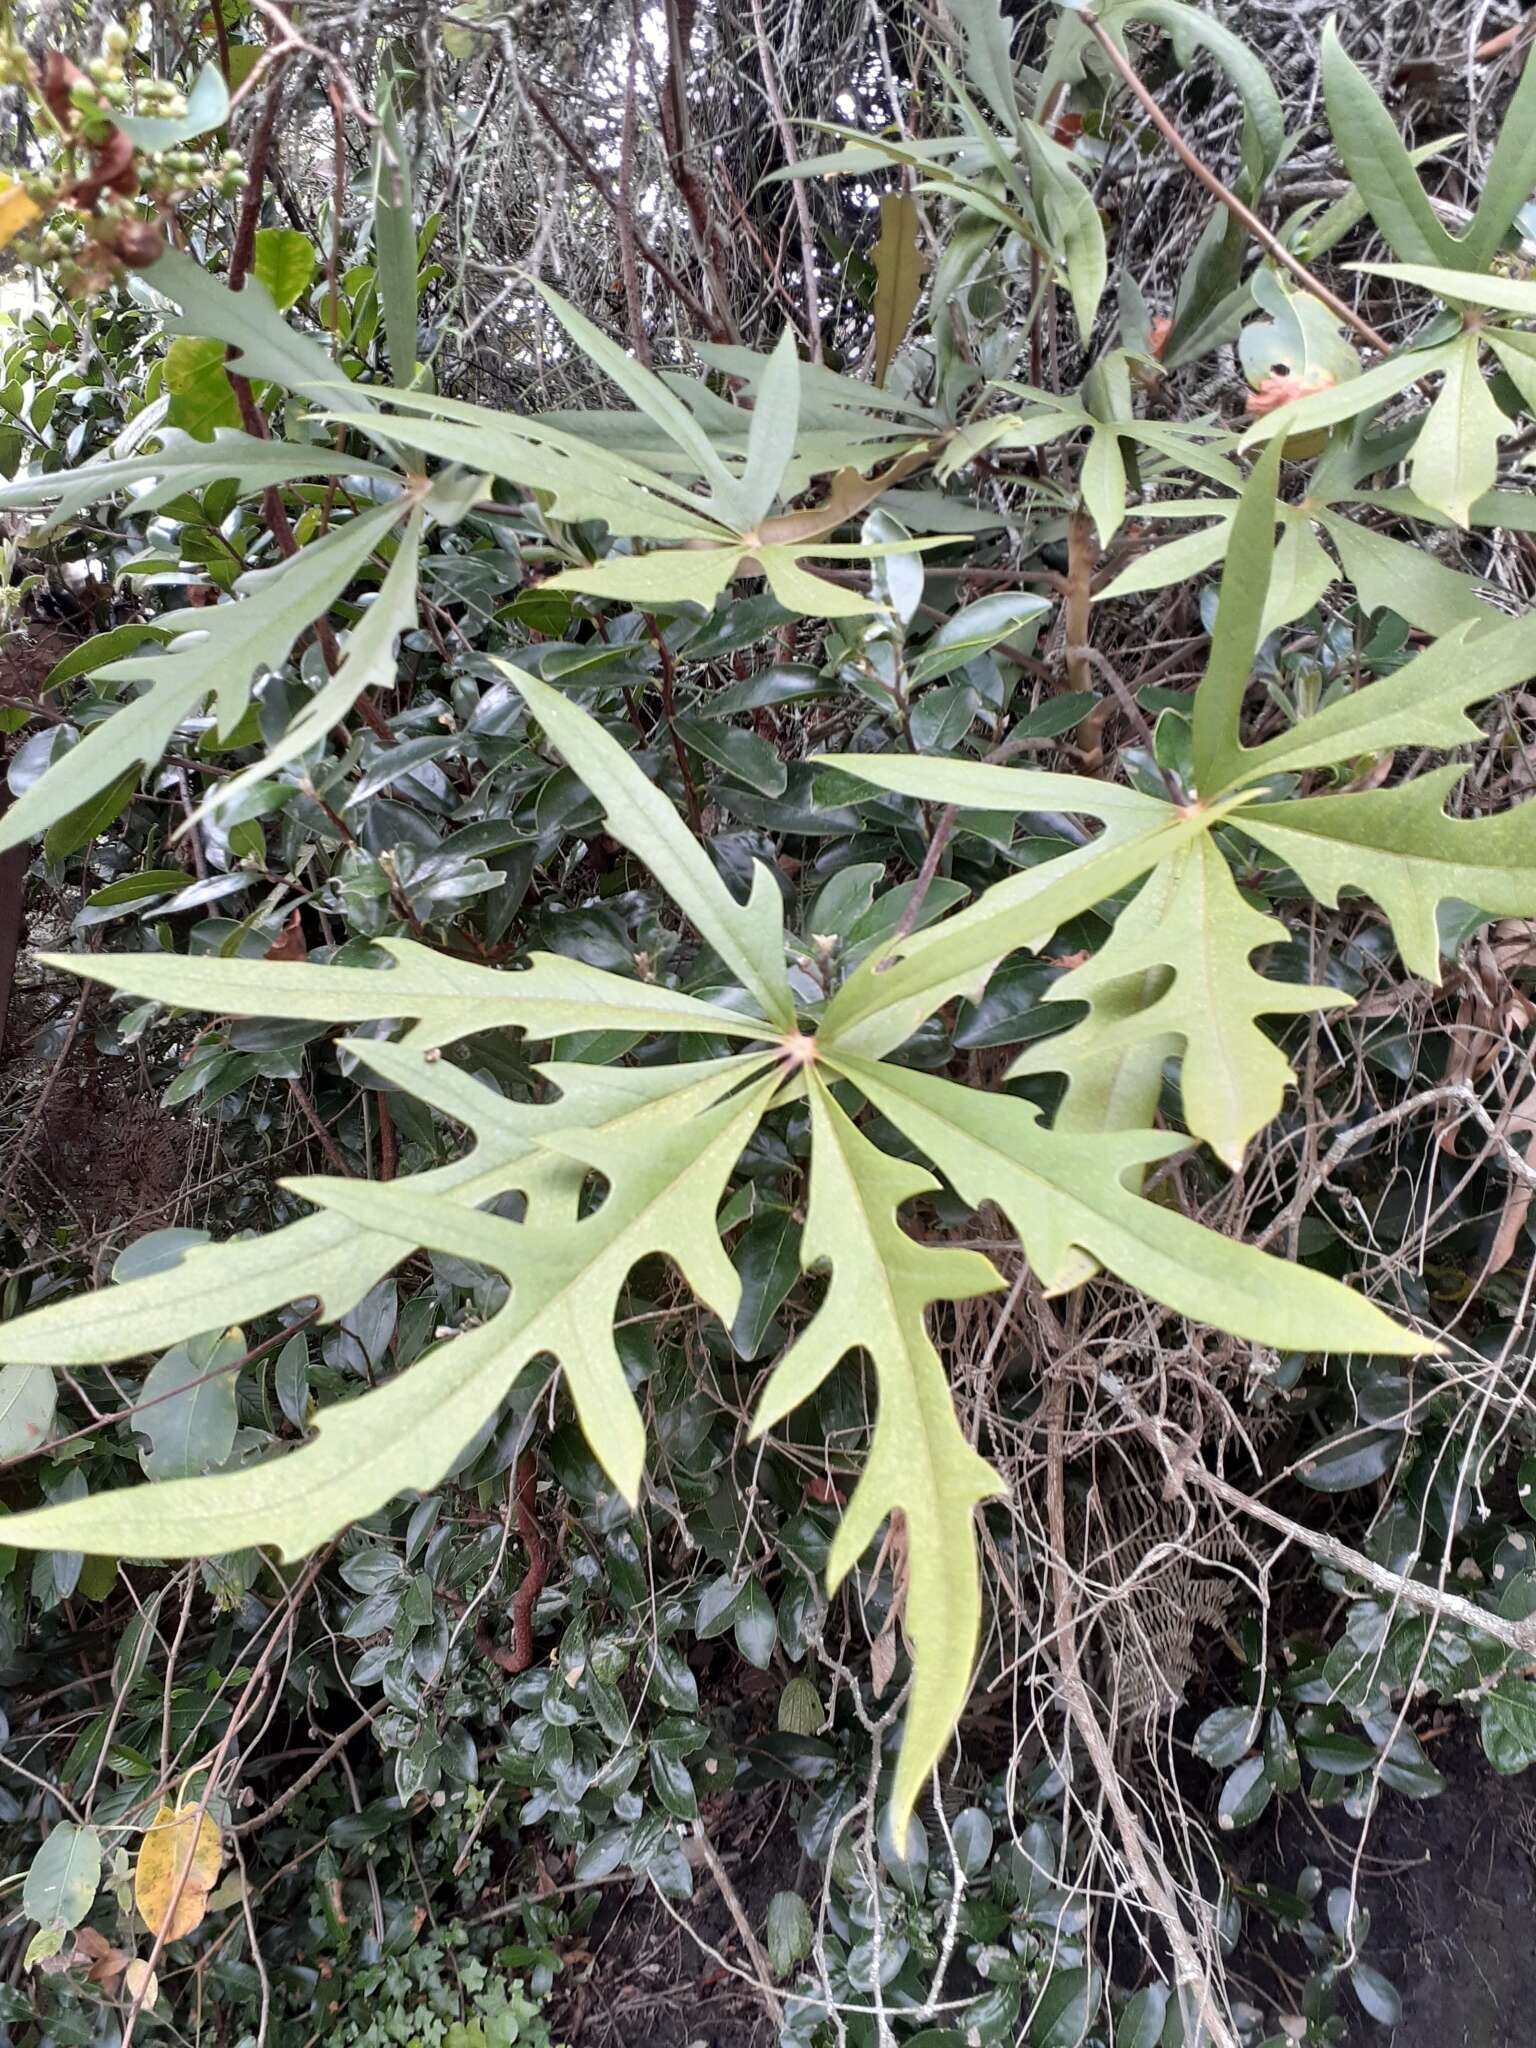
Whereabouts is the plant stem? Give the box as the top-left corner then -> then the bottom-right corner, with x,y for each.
1081,10 -> 1394,358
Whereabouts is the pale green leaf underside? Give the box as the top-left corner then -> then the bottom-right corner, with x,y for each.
508,666 -> 796,1028
1217,608 -> 1536,794
751,1072 -> 1005,1824
0,429 -> 396,534
1242,767 -> 1536,980
0,1056 -> 777,1557
1009,834 -> 1347,1167
0,500 -> 404,855
815,756 -> 1198,1058
143,246 -> 370,416
37,936 -> 770,1051
326,404 -> 732,543
841,1057 -> 1431,1357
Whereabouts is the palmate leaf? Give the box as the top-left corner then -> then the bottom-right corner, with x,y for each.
0,428 -> 397,535
1242,767 -> 1536,981
0,499 -> 404,855
815,763 -> 1198,1058
0,679 -> 1433,1828
1007,832 -> 1348,1167
0,1052 -> 778,1558
836,1056 -> 1426,1355
38,935 -> 772,1054
750,1069 -> 1006,1821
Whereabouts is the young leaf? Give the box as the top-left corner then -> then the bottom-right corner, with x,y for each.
873,194 -> 924,389
251,227 -> 317,313
0,499 -> 403,854
1019,121 -> 1106,343
507,665 -> 796,1028
1008,833 -> 1348,1167
738,328 -> 803,527
749,1070 -> 1006,1825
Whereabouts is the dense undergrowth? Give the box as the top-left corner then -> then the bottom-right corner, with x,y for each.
3,2 -> 1536,2045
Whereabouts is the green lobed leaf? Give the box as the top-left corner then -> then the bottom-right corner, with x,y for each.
141,246 -> 367,416
0,428 -> 396,535
193,509 -> 423,826
0,499 -> 403,853
1009,832 -> 1349,1167
507,664 -> 795,1028
750,1070 -> 1006,1826
0,1057 -> 777,1559
1320,26 -> 1455,266
836,1055 -> 1429,1355
1242,766 -> 1536,981
33,934 -> 770,1053
1409,333 -> 1505,528
1213,607 -> 1536,794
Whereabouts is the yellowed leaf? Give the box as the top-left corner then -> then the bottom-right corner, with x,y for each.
0,179 -> 40,252
133,1803 -> 222,1940
123,1957 -> 160,2009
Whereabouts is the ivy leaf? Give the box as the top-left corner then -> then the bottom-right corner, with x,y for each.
836,1056 -> 1427,1355
0,1056 -> 778,1560
23,1825 -> 101,1932
137,1330 -> 244,1480
1409,334 -> 1505,528
0,499 -> 403,854
1009,833 -> 1348,1167
749,1070 -> 1006,1824
1242,767 -> 1536,980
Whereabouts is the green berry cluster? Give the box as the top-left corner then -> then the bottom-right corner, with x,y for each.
2,22 -> 248,296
